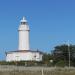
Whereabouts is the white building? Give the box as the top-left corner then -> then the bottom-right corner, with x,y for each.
6,17 -> 43,62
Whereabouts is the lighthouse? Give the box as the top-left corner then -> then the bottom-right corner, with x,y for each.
18,17 -> 30,50
6,16 -> 43,62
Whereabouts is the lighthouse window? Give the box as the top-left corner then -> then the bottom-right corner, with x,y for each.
21,22 -> 25,25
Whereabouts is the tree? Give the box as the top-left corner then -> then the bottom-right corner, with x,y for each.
52,44 -> 75,66
42,53 -> 53,66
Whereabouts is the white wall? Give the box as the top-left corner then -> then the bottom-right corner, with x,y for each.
18,30 -> 30,50
18,21 -> 30,50
6,52 -> 43,62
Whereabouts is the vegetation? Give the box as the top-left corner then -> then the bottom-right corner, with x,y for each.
0,66 -> 75,75
52,44 -> 75,67
42,44 -> 75,67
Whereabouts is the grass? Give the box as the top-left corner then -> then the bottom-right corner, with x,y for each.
0,66 -> 75,75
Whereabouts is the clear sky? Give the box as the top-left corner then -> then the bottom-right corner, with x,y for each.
0,0 -> 75,60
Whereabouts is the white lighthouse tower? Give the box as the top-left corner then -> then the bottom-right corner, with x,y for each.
18,17 -> 30,50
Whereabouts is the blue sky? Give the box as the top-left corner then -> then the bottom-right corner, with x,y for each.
0,0 -> 75,60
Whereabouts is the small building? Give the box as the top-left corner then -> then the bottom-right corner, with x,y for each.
6,50 -> 43,62
6,17 -> 43,62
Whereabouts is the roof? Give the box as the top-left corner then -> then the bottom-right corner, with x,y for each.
6,50 -> 43,54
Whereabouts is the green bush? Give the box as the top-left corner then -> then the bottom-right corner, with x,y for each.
55,60 -> 66,67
